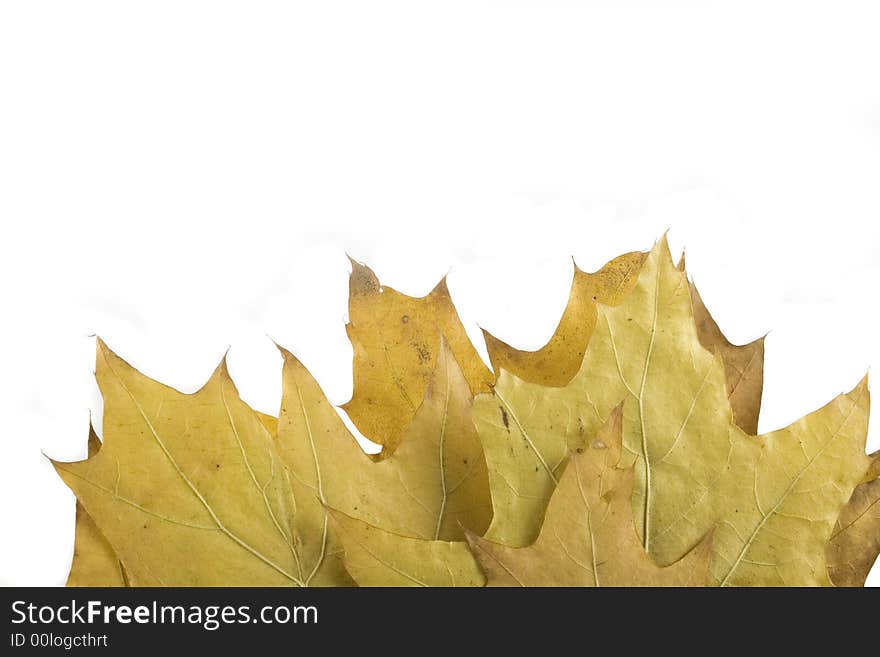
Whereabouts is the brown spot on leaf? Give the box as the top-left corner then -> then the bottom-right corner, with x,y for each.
500,406 -> 510,431
413,342 -> 430,364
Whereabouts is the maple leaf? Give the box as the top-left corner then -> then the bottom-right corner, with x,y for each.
272,337 -> 491,585
342,259 -> 494,454
827,452 -> 880,586
327,508 -> 485,587
466,406 -> 712,586
54,340 -> 305,586
64,409 -> 282,586
65,425 -> 128,587
474,237 -> 871,585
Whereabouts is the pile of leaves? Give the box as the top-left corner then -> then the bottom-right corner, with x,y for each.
54,238 -> 880,587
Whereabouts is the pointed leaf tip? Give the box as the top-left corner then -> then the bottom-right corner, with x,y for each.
94,336 -> 114,362
348,257 -> 380,295
431,274 -> 451,297
850,372 -> 870,398
277,344 -> 305,368
211,351 -> 232,381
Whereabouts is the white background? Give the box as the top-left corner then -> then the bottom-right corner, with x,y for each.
1,1 -> 878,586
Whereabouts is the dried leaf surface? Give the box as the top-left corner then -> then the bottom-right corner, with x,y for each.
468,407 -> 712,586
65,426 -> 128,587
343,260 -> 493,453
828,452 -> 880,586
483,251 -> 764,434
54,242 -> 876,587
474,238 -> 871,585
54,340 -> 303,586
483,251 -> 646,387
686,268 -> 764,434
57,336 -> 491,587
328,508 -> 485,587
277,339 -> 491,585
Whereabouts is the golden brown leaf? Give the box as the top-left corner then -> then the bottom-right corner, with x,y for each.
861,450 -> 880,483
342,259 -> 494,454
483,251 -> 646,388
827,452 -> 880,586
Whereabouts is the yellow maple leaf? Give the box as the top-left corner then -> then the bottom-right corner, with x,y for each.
64,409 -> 282,586
54,340 -> 304,586
276,338 -> 491,585
474,237 -> 871,585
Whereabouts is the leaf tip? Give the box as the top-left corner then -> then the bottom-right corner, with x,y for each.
93,337 -> 134,381
276,343 -> 301,366
87,423 -> 102,458
653,231 -> 676,265
348,256 -> 380,296
270,337 -> 292,359
461,527 -> 480,548
480,326 -> 505,356
94,336 -> 116,364
432,270 -> 453,297
215,351 -> 232,379
277,345 -> 318,387
852,371 -> 870,398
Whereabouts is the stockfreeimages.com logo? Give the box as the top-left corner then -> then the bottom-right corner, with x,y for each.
11,599 -> 317,632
